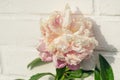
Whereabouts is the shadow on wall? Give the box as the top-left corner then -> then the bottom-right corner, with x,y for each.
81,18 -> 117,70
74,7 -> 117,70
40,7 -> 117,80
92,20 -> 118,52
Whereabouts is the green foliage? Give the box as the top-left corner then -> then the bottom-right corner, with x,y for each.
27,58 -> 50,69
81,69 -> 94,78
66,69 -> 94,79
29,73 -> 55,80
55,67 -> 66,80
99,54 -> 114,80
94,66 -> 101,80
17,54 -> 114,80
54,67 -> 93,80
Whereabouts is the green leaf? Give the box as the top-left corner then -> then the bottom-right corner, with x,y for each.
27,58 -> 50,69
99,54 -> 114,80
81,69 -> 94,78
66,69 -> 93,79
94,66 -> 101,80
29,73 -> 55,80
55,67 -> 66,80
66,69 -> 82,78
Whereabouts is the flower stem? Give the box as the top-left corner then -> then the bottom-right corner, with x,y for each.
61,75 -> 65,80
81,78 -> 84,80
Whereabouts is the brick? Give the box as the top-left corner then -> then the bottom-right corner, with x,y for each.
0,47 -> 2,74
0,74 -> 54,80
100,0 -> 120,15
1,46 -> 120,80
1,46 -> 56,76
0,74 -> 93,80
91,16 -> 120,51
0,0 -> 93,14
1,15 -> 120,51
0,15 -> 41,46
0,74 -> 28,80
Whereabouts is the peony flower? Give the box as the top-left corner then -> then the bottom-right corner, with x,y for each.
37,39 -> 52,62
37,5 -> 98,70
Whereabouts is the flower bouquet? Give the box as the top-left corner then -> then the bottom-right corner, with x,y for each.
17,5 -> 114,80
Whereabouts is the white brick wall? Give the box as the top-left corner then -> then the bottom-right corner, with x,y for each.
0,0 -> 120,80
100,0 -> 120,15
0,0 -> 93,14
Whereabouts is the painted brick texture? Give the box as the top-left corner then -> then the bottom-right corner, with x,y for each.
0,0 -> 120,80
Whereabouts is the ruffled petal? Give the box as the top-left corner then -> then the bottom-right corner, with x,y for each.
68,64 -> 80,70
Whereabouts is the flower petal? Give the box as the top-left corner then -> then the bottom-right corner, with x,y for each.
68,64 -> 80,70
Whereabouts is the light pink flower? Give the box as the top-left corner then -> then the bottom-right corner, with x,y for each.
68,64 -> 80,70
37,39 -> 46,52
55,59 -> 66,68
39,52 -> 52,62
65,50 -> 81,65
37,40 -> 52,62
38,5 -> 98,70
